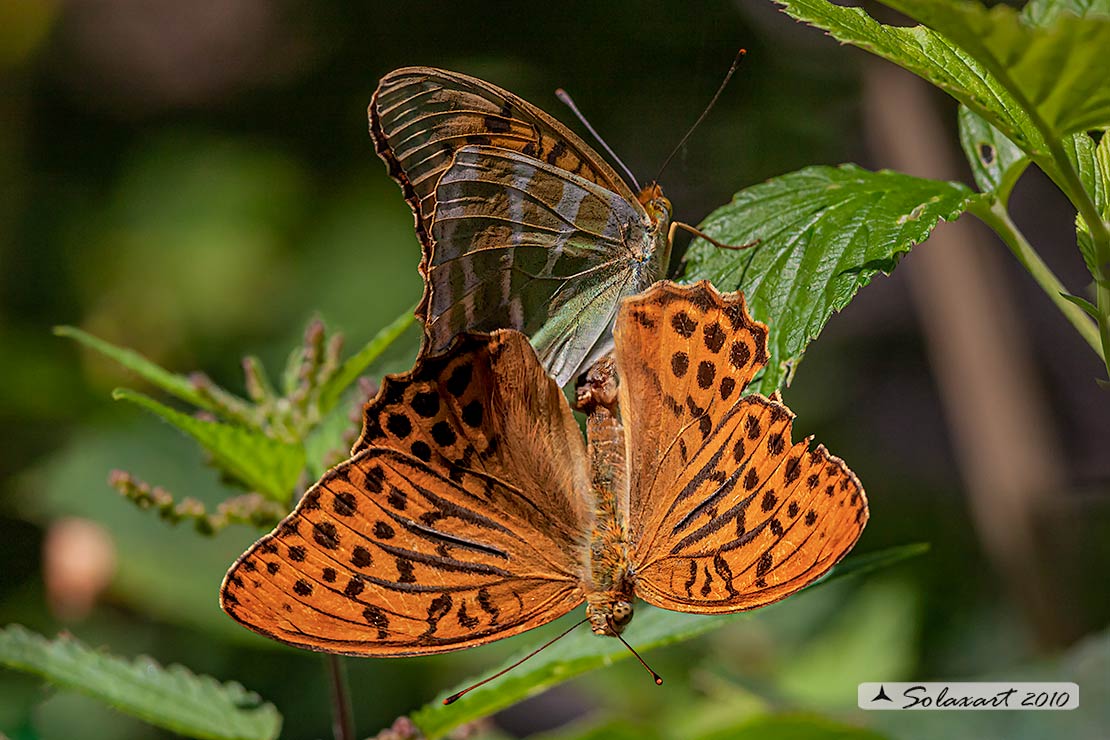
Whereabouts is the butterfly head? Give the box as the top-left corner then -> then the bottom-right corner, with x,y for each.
586,595 -> 635,636
637,183 -> 672,228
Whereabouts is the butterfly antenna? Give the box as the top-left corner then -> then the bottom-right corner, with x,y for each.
443,618 -> 590,705
653,48 -> 747,184
617,632 -> 664,686
556,88 -> 642,191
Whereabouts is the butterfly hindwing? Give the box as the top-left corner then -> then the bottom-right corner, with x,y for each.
614,282 -> 868,612
221,331 -> 591,656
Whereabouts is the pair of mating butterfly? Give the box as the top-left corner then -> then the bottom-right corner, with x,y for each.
220,67 -> 868,694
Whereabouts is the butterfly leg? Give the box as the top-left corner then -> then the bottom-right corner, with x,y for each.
671,221 -> 760,251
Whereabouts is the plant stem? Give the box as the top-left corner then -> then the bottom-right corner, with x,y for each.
971,197 -> 1103,355
326,655 -> 355,740
963,24 -> 1110,381
1041,137 -> 1110,381
1099,279 -> 1110,382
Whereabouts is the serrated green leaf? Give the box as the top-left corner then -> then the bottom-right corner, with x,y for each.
681,165 -> 975,394
113,388 -> 303,502
54,326 -> 215,412
878,0 -> 1110,136
410,544 -> 926,740
774,0 -> 1050,158
317,307 -> 416,415
1023,0 -> 1110,28
775,0 -> 1110,175
1075,132 -> 1110,283
957,106 -> 1031,199
0,624 -> 281,740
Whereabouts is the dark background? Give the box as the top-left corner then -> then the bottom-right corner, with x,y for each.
2,1 -> 1107,738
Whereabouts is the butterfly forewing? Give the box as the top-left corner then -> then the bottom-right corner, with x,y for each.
431,145 -> 660,385
614,282 -> 868,613
370,67 -> 666,387
222,332 -> 591,656
371,67 -> 636,231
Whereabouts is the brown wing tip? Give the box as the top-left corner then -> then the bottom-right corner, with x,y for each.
219,535 -> 270,623
812,442 -> 869,531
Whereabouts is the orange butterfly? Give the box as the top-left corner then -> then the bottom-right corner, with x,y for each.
221,281 -> 868,669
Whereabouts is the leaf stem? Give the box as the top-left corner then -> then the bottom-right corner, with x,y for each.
907,0 -> 1110,381
1039,137 -> 1110,380
326,655 -> 354,740
971,197 -> 1102,356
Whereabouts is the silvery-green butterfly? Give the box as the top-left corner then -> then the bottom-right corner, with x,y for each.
369,66 -> 677,387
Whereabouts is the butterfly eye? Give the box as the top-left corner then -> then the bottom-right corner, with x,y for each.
612,601 -> 634,626
651,196 -> 672,224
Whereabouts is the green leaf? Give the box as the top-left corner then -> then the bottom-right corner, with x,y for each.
693,714 -> 891,740
682,165 -> 975,394
774,0 -> 1050,158
1060,291 -> 1099,318
0,624 -> 281,740
54,326 -> 215,412
113,388 -> 304,502
775,0 -> 1110,173
877,0 -> 1110,136
1075,131 -> 1110,283
303,399 -> 360,479
410,544 -> 927,740
316,307 -> 416,415
1023,0 -> 1110,28
957,106 -> 1031,200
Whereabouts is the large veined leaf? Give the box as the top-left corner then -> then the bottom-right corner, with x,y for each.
409,544 -> 926,740
113,388 -> 304,502
774,0 -> 1110,171
682,165 -> 976,394
0,625 -> 281,740
774,0 -> 1049,158
877,0 -> 1110,136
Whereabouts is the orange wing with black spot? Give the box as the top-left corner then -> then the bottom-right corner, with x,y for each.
616,281 -> 868,613
220,331 -> 591,656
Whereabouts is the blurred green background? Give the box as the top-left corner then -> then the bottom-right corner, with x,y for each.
2,1 -> 1107,738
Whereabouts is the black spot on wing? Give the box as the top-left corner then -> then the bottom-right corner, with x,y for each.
387,413 -> 412,439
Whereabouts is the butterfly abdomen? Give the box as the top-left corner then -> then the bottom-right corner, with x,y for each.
576,357 -> 636,635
